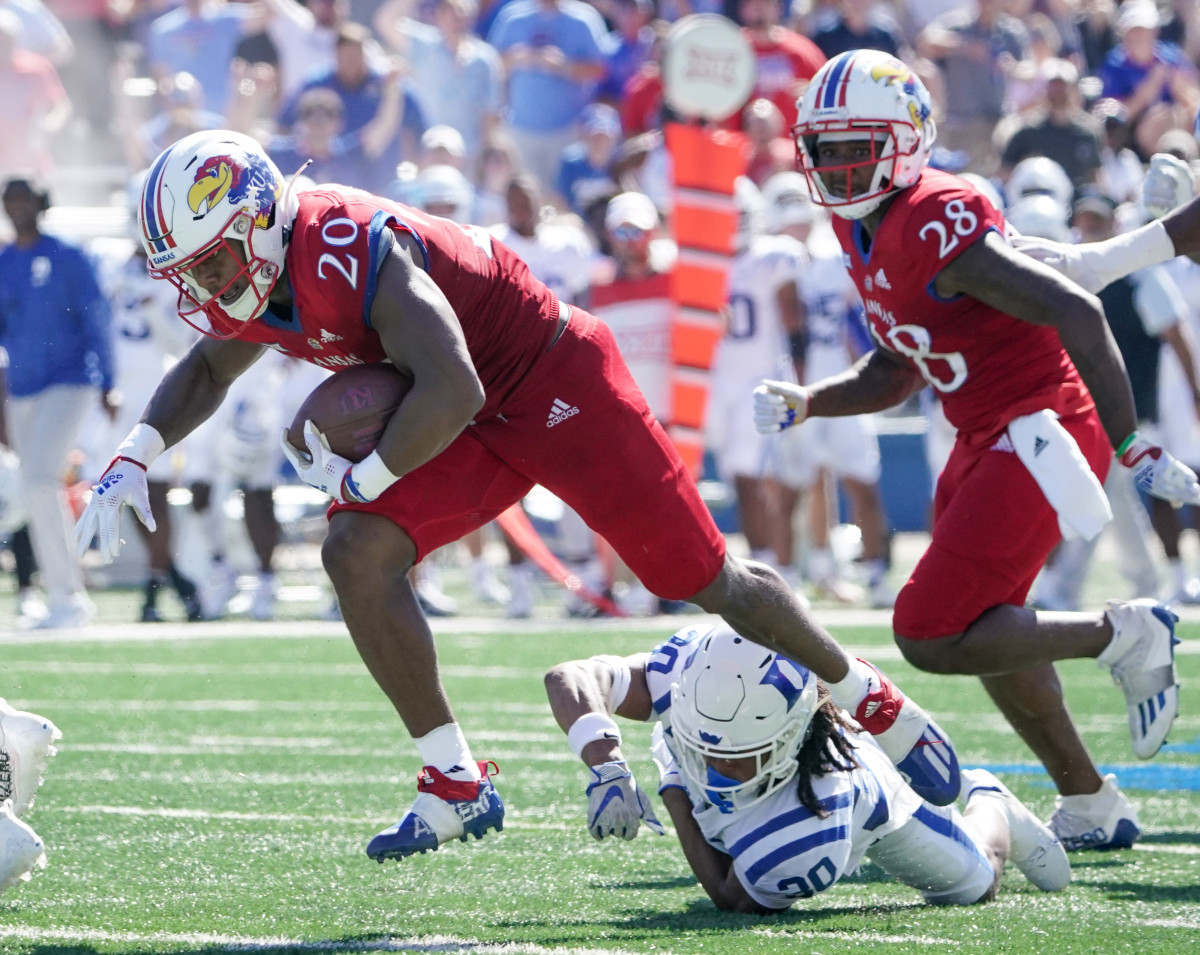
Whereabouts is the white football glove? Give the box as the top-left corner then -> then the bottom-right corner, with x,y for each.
280,420 -> 352,502
1143,152 -> 1196,220
753,380 -> 809,434
584,760 -> 665,840
1011,233 -> 1111,294
650,723 -> 685,795
1120,435 -> 1200,508
74,457 -> 156,562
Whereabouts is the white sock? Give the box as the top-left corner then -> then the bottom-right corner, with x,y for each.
415,723 -> 480,781
826,657 -> 878,711
749,548 -> 775,567
810,548 -> 835,582
864,558 -> 887,587
1169,558 -> 1185,592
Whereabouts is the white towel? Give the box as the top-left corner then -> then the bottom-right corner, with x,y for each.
1007,409 -> 1112,542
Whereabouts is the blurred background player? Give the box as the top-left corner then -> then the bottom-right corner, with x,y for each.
87,171 -> 203,622
545,624 -> 1067,912
185,350 -> 328,621
764,172 -> 895,607
0,698 -> 60,893
706,175 -> 809,589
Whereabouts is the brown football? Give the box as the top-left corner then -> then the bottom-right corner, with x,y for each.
287,363 -> 414,463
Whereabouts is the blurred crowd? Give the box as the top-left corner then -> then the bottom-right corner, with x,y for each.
5,0 -> 1200,628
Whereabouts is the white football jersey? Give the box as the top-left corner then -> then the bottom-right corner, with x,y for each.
643,626 -> 923,910
490,221 -> 596,305
801,223 -> 862,383
712,233 -> 808,388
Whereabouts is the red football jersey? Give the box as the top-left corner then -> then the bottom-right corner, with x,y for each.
232,186 -> 560,420
831,169 -> 1093,444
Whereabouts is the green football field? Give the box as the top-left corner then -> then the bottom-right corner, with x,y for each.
1,610 -> 1198,954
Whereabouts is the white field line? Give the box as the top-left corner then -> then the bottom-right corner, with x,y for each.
0,928 -> 651,954
64,741 -> 581,761
0,925 -> 960,951
63,803 -> 580,831
5,606 -> 1200,648
1134,842 -> 1200,855
1139,917 -> 1200,929
749,926 -> 954,946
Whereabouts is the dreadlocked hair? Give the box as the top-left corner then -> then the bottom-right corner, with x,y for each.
793,687 -> 861,818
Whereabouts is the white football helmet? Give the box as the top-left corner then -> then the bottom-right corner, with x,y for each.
793,50 -> 936,220
138,130 -> 298,338
958,172 -> 1004,214
0,445 -> 27,536
761,171 -> 815,234
414,164 -> 475,224
733,175 -> 764,252
669,626 -> 819,812
1004,156 -> 1074,214
1005,193 -> 1072,242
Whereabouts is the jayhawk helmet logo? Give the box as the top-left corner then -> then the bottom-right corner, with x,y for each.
187,153 -> 281,228
870,61 -> 932,129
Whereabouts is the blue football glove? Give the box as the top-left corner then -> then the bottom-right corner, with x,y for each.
585,760 -> 665,840
650,722 -> 686,796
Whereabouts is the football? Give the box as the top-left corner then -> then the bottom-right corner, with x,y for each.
287,363 -> 414,463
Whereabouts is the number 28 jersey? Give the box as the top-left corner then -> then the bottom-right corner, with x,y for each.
831,169 -> 1093,444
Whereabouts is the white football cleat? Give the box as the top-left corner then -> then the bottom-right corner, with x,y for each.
0,800 -> 45,893
1049,773 -> 1141,852
0,699 -> 61,816
1099,599 -> 1180,759
962,769 -> 1070,891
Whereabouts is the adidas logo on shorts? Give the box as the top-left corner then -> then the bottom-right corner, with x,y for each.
547,398 -> 579,428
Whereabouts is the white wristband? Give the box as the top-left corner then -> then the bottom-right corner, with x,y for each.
1087,219 -> 1175,286
115,423 -> 166,468
341,449 -> 400,503
567,712 -> 622,758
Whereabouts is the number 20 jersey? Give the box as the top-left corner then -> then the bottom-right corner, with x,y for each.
831,169 -> 1092,444
230,185 -> 561,422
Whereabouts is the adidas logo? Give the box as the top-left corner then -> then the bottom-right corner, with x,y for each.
1034,436 -> 1049,457
547,398 -> 579,428
874,268 -> 891,290
320,329 -> 343,342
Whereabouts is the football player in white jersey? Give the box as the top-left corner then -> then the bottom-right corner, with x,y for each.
490,174 -> 597,307
545,624 -> 1069,912
706,176 -> 811,587
89,174 -> 204,621
489,174 -> 605,617
768,173 -> 895,608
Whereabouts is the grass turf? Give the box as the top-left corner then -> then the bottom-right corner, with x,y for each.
0,618 -> 1197,954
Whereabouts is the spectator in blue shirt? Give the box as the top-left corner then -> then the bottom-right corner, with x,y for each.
488,0 -> 607,194
374,0 -> 505,170
268,81 -> 407,192
145,0 -> 257,115
278,22 -> 428,175
0,177 -> 114,629
597,0 -> 654,106
556,101 -> 621,215
812,0 -> 906,61
1098,0 -> 1199,158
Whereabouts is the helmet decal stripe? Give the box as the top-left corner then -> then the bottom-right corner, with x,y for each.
142,146 -> 177,253
820,53 -> 854,110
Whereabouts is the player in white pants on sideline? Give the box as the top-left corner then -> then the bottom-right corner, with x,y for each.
546,624 -> 1069,912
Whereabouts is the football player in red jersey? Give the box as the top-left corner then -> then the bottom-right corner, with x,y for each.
72,129 -> 962,863
756,49 -> 1199,852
